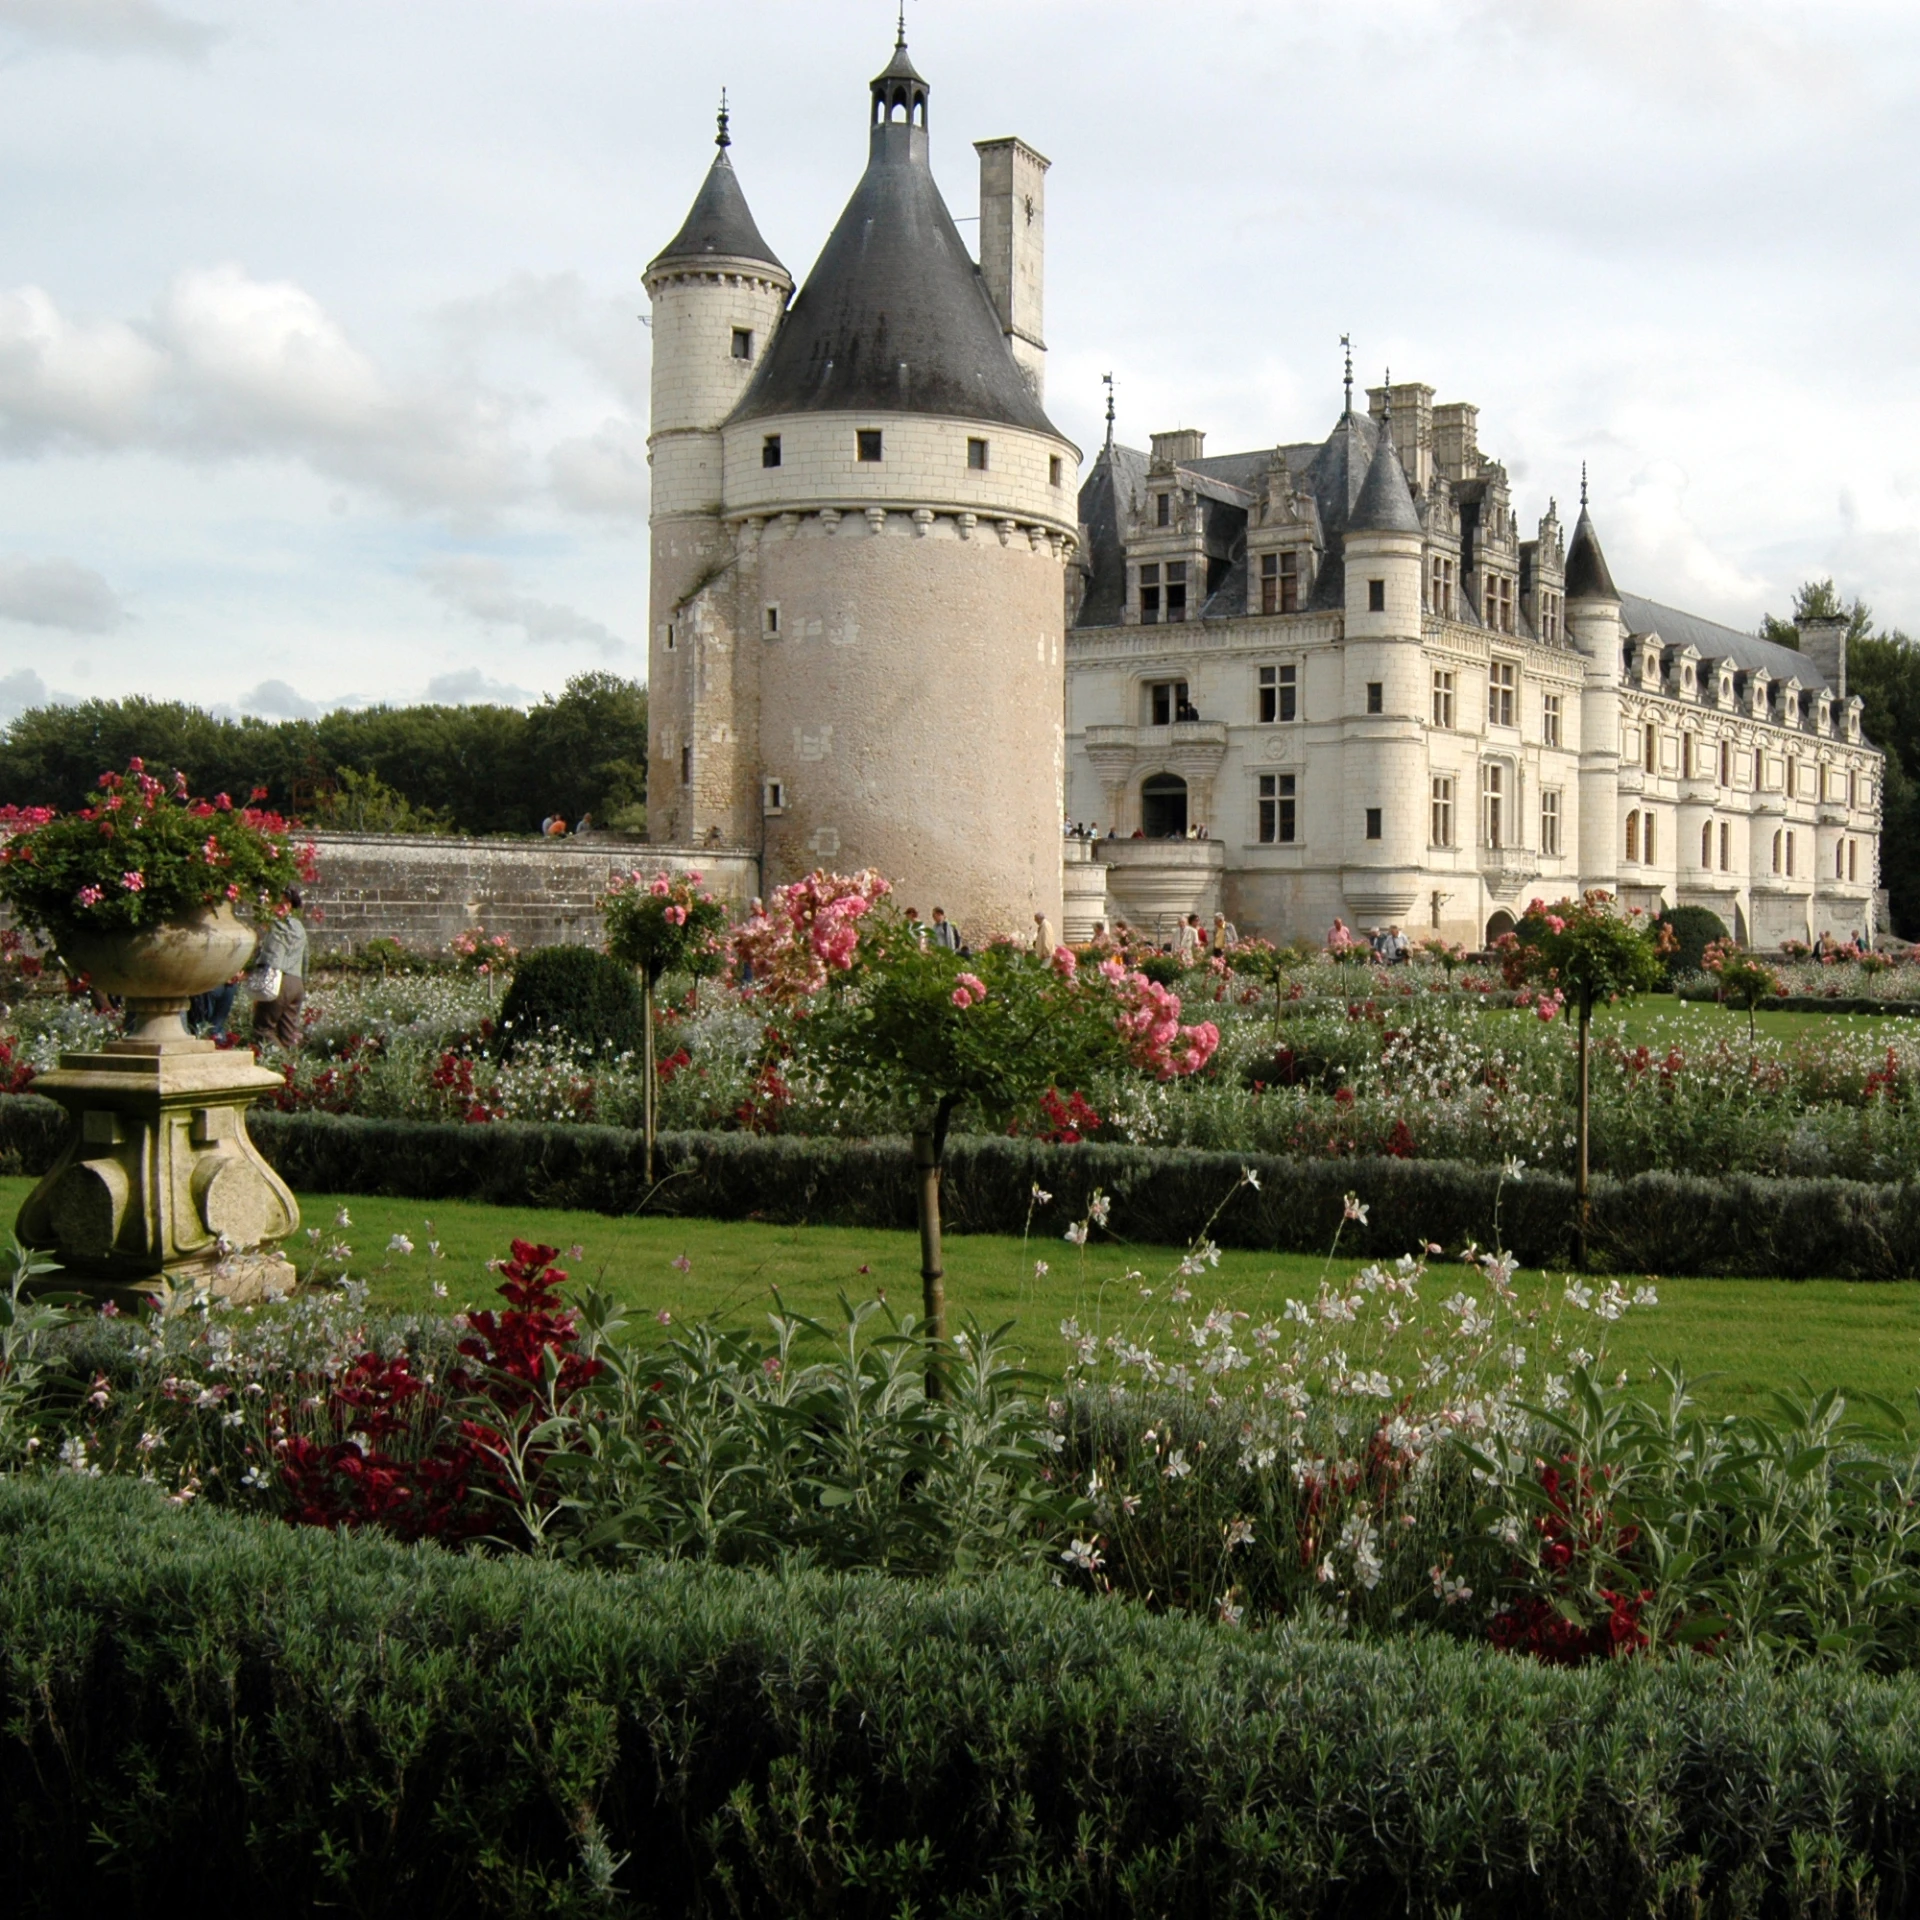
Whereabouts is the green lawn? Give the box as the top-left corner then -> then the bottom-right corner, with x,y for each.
1594,997 -> 1920,1045
8,1175 -> 1919,1417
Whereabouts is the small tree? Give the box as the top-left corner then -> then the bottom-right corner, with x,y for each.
1500,893 -> 1666,1267
1701,937 -> 1782,1049
599,869 -> 728,1181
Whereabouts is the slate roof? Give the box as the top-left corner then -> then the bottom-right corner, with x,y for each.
728,72 -> 1058,434
650,149 -> 786,275
1562,505 -> 1618,601
1619,594 -> 1835,694
1349,417 -> 1422,534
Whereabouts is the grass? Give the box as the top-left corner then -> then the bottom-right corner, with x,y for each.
1595,996 -> 1920,1045
7,1174 -> 1920,1418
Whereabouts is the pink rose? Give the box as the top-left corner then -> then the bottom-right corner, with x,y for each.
120,870 -> 145,892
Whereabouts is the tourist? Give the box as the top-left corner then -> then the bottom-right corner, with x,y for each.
1174,914 -> 1200,959
546,816 -> 569,838
251,887 -> 309,1051
1089,920 -> 1112,952
540,814 -> 556,835
188,976 -> 239,1040
904,906 -> 925,944
1033,910 -> 1056,955
1212,911 -> 1237,950
930,906 -> 962,951
573,812 -> 594,834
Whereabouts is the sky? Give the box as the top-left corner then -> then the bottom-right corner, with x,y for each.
1,0 -> 1917,723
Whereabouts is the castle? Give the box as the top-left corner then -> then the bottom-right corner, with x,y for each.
648,30 -> 1883,951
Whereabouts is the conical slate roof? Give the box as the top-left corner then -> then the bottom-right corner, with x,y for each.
650,148 -> 785,275
728,43 -> 1056,434
1347,416 -> 1420,534
1564,504 -> 1619,600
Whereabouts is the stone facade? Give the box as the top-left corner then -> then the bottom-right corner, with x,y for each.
1066,387 -> 1883,949
301,833 -> 759,957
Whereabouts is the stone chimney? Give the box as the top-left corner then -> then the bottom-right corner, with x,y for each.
1150,428 -> 1206,469
1432,402 -> 1479,482
1799,613 -> 1849,700
975,137 -> 1049,401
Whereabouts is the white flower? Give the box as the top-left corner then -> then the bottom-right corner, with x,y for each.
1633,1284 -> 1659,1308
136,1429 -> 164,1454
387,1233 -> 414,1255
1502,1156 -> 1526,1181
1061,1536 -> 1105,1573
1031,1183 -> 1053,1206
1342,1193 -> 1369,1224
1225,1516 -> 1255,1550
1163,1448 -> 1192,1480
1563,1280 -> 1594,1311
1089,1191 -> 1112,1226
1218,1598 -> 1244,1627
334,1207 -> 352,1229
1063,1222 -> 1089,1247
1034,1260 -> 1050,1279
1242,1166 -> 1261,1190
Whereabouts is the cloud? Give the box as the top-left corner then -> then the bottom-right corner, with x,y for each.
423,554 -> 630,657
549,417 -> 650,517
0,268 -> 525,510
0,556 -> 125,631
423,668 -> 535,706
0,666 -> 77,722
0,0 -> 218,59
437,272 -> 649,409
235,678 -> 322,721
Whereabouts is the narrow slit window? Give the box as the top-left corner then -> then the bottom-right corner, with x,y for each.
1049,455 -> 1063,487
1367,578 -> 1386,613
1365,807 -> 1382,840
1366,681 -> 1383,714
763,605 -> 780,638
967,437 -> 989,471
761,434 -> 782,469
731,328 -> 753,360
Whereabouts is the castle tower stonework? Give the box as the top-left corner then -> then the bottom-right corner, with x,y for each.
647,32 -> 1080,936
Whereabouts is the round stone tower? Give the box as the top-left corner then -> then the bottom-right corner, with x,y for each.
645,103 -> 793,849
697,28 -> 1081,938
1562,480 -> 1625,891
1338,415 -> 1427,930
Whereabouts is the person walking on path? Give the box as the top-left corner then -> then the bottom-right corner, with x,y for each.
252,887 -> 309,1050
1032,911 -> 1056,957
930,907 -> 963,952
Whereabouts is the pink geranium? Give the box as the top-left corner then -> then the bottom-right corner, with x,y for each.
119,870 -> 145,892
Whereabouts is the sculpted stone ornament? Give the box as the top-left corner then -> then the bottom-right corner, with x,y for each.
16,904 -> 300,1302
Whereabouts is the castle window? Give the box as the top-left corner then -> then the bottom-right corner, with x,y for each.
1365,806 -> 1383,841
680,744 -> 692,786
1155,492 -> 1172,527
1164,561 -> 1187,622
1481,763 -> 1505,850
1484,574 -> 1514,633
1488,659 -> 1516,728
1257,664 -> 1296,724
1702,821 -> 1714,869
763,778 -> 785,814
1626,811 -> 1639,863
731,328 -> 753,360
1542,692 -> 1561,748
665,622 -> 676,652
1720,740 -> 1731,786
1645,811 -> 1657,862
1366,681 -> 1383,714
1837,839 -> 1846,880
1720,820 -> 1731,870
1147,680 -> 1189,726
1431,776 -> 1455,848
1540,591 -> 1562,644
1786,830 -> 1796,876
1139,562 -> 1160,623
857,429 -> 884,462
1260,550 -> 1301,614
1682,733 -> 1695,779
1542,788 -> 1562,857
1432,669 -> 1455,729
763,605 -> 780,638
1427,554 -> 1455,618
1771,828 -> 1783,874
1258,773 -> 1296,844
1850,839 -> 1859,882
762,434 -> 782,468
967,437 -> 989,471
1049,455 -> 1063,488
1367,578 -> 1386,613
1644,722 -> 1658,771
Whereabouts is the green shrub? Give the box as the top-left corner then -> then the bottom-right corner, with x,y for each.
496,945 -> 644,1058
6,1474 -> 1920,1916
1653,904 -> 1730,980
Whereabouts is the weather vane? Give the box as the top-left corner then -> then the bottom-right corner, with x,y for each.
716,87 -> 730,149
1101,371 -> 1115,447
1340,333 -> 1353,413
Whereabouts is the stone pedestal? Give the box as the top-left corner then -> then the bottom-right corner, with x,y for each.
16,1043 -> 299,1302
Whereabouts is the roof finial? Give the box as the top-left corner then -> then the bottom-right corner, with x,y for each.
716,87 -> 730,150
1102,371 -> 1115,452
896,0 -> 907,46
1580,461 -> 1588,508
1340,333 -> 1353,413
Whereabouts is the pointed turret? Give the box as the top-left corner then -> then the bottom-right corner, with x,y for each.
1347,416 -> 1421,535
1563,470 -> 1619,602
728,28 -> 1055,433
649,100 -> 785,275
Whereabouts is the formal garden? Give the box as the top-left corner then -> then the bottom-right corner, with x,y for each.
6,785 -> 1920,1913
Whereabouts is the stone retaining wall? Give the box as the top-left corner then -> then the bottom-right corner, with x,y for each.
302,833 -> 760,956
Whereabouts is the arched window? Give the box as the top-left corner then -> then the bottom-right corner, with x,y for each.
1625,811 -> 1639,862
1702,822 -> 1713,868
1140,772 -> 1188,839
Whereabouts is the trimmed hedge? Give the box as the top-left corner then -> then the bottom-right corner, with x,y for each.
4,1475 -> 1918,1917
497,944 -> 645,1057
7,1093 -> 1920,1277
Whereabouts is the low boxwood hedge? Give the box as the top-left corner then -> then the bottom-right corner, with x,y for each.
6,1092 -> 1920,1277
3,1475 -> 1917,1918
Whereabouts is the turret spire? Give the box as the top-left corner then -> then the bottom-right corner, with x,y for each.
1102,371 -> 1115,454
1564,474 -> 1619,602
1341,332 -> 1353,414
716,88 -> 730,150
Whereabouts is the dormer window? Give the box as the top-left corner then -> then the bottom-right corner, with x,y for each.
1719,673 -> 1733,706
1155,493 -> 1172,528
1260,550 -> 1301,614
1681,664 -> 1695,696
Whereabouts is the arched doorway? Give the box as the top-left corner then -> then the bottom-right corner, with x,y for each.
1485,909 -> 1516,945
1733,901 -> 1749,946
1141,771 -> 1188,839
